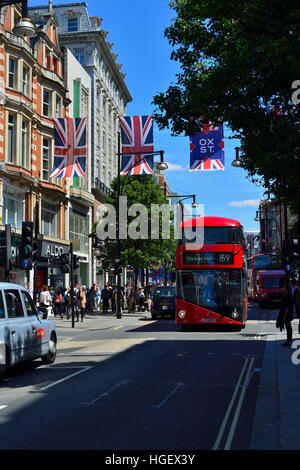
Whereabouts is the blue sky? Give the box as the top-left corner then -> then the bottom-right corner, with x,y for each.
30,0 -> 264,231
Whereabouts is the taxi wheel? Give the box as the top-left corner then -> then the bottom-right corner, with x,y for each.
42,333 -> 57,365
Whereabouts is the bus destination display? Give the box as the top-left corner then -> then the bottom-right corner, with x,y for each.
183,252 -> 234,265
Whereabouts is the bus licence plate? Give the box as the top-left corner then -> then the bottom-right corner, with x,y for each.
201,318 -> 216,322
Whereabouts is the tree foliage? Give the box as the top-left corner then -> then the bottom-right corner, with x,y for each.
95,175 -> 176,275
153,0 -> 300,212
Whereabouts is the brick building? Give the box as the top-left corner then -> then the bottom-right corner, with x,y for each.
0,3 -> 70,287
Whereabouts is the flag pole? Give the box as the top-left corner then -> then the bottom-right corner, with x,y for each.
116,132 -> 122,319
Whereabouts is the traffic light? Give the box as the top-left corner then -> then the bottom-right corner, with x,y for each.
20,221 -> 34,270
73,254 -> 80,270
0,225 -> 12,274
114,259 -> 122,276
92,235 -> 102,248
60,253 -> 70,273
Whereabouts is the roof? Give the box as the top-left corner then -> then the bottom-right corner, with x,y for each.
0,283 -> 26,290
257,270 -> 286,277
180,216 -> 242,228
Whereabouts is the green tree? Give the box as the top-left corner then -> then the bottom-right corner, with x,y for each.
94,175 -> 176,288
153,0 -> 300,212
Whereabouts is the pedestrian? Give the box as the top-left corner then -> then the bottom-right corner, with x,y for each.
128,288 -> 135,313
39,285 -> 53,317
137,288 -> 145,312
63,287 -> 71,319
89,284 -> 96,311
277,283 -> 294,346
77,286 -> 86,322
101,285 -> 109,313
85,288 -> 92,313
26,282 -> 34,299
294,281 -> 300,333
95,285 -> 101,310
54,289 -> 62,317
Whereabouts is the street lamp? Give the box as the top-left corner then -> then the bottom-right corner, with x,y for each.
1,0 -> 37,37
115,133 -> 168,318
231,147 -> 241,168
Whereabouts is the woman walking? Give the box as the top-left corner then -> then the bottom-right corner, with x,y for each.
76,287 -> 86,322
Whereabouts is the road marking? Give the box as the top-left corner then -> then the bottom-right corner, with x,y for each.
224,357 -> 255,450
0,406 -> 7,411
40,366 -> 93,391
154,382 -> 183,409
84,379 -> 132,406
212,357 -> 249,450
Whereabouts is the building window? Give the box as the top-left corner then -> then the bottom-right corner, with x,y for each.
74,48 -> 84,65
22,65 -> 29,96
68,17 -> 78,32
53,56 -> 59,75
43,89 -> 51,117
102,131 -> 106,152
69,211 -> 89,254
42,137 -> 50,180
55,95 -> 61,118
41,201 -> 58,237
45,47 -> 51,69
21,119 -> 30,169
8,57 -> 17,89
3,185 -> 24,230
7,113 -> 15,163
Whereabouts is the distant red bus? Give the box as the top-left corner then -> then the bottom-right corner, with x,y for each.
247,253 -> 279,300
176,216 -> 248,330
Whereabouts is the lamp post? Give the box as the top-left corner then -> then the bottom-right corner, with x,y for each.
0,0 -> 36,37
167,194 -> 198,224
231,147 -> 241,168
115,132 -> 168,318
255,208 -> 283,256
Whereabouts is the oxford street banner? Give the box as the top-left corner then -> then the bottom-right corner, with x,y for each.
190,122 -> 224,171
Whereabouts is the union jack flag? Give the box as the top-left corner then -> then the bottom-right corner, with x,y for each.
50,118 -> 87,178
119,115 -> 154,175
190,122 -> 224,171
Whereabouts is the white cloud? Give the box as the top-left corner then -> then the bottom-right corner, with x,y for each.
165,162 -> 188,171
228,199 -> 260,208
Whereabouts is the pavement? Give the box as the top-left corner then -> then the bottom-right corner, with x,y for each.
250,309 -> 300,450
50,308 -> 300,450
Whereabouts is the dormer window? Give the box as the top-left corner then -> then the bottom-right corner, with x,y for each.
68,17 -> 78,32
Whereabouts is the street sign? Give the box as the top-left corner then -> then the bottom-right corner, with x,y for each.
285,264 -> 292,271
21,258 -> 32,269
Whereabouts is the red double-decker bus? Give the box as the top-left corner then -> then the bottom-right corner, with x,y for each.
176,216 -> 248,329
247,253 -> 279,300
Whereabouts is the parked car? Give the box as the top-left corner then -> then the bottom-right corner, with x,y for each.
151,286 -> 175,319
0,283 -> 57,382
257,270 -> 287,308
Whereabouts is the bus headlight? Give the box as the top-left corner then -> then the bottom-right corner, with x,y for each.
231,308 -> 240,320
178,310 -> 186,319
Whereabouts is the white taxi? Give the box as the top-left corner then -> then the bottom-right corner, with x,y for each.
0,283 -> 57,382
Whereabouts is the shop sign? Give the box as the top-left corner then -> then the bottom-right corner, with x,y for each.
40,241 -> 69,259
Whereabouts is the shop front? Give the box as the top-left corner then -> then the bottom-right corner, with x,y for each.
37,240 -> 70,292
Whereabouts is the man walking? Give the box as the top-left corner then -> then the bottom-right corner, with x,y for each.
101,285 -> 109,313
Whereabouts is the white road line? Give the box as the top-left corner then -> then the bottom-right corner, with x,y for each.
0,406 -> 7,411
212,357 -> 249,450
154,382 -> 183,409
40,366 -> 93,391
85,379 -> 132,406
224,357 -> 255,450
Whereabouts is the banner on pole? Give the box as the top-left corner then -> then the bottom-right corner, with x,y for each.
190,122 -> 224,171
50,118 -> 87,178
119,115 -> 154,175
